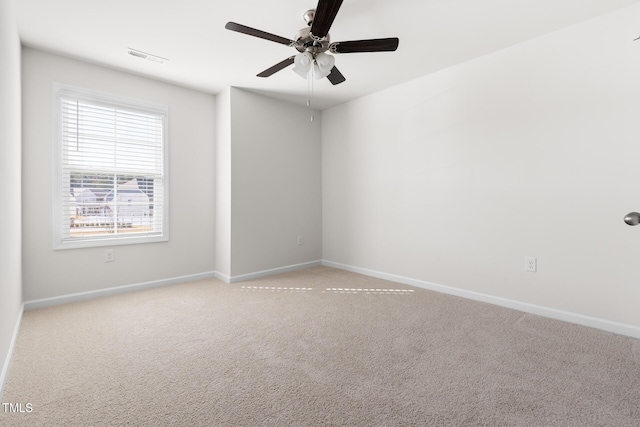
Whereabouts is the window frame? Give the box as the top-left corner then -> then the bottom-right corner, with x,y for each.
52,83 -> 169,250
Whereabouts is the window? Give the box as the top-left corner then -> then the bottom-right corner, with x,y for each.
53,84 -> 168,249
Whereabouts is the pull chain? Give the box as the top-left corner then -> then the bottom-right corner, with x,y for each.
307,65 -> 314,122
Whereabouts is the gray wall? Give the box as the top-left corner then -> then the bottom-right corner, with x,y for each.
21,49 -> 322,296
21,48 -> 216,301
0,0 -> 23,394
229,88 -> 322,277
215,88 -> 232,277
322,4 -> 640,329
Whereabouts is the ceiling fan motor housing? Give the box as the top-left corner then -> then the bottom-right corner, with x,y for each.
294,27 -> 331,55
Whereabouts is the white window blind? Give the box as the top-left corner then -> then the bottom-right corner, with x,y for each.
53,84 -> 168,248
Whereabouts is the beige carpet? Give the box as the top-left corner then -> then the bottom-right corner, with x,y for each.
1,266 -> 639,426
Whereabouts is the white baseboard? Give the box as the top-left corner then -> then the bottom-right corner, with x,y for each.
229,260 -> 323,283
322,260 -> 640,340
0,303 -> 24,402
22,260 -> 325,309
19,259 -> 639,339
214,271 -> 231,284
23,271 -> 218,311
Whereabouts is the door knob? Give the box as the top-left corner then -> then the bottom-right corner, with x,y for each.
624,212 -> 640,226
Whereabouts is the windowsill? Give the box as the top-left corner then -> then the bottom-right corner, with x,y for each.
53,234 -> 168,250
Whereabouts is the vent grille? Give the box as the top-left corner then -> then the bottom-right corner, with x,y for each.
128,50 -> 147,59
127,48 -> 168,64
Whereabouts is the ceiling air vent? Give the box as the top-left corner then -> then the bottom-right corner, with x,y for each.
127,48 -> 169,64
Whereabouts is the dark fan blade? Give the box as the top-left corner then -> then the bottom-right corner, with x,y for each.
257,57 -> 295,77
310,0 -> 343,39
327,66 -> 346,85
331,38 -> 399,53
225,22 -> 293,46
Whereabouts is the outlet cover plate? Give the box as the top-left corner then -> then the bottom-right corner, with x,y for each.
525,257 -> 537,272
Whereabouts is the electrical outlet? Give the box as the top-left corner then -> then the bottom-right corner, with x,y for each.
297,235 -> 303,245
105,249 -> 115,263
524,257 -> 537,272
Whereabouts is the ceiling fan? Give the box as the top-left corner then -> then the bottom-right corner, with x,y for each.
225,0 -> 399,85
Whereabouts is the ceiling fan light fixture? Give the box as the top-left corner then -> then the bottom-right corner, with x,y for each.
314,52 -> 335,79
293,52 -> 314,78
293,52 -> 334,80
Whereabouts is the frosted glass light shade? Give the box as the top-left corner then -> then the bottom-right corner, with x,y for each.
293,52 -> 335,80
314,52 -> 335,79
293,52 -> 313,78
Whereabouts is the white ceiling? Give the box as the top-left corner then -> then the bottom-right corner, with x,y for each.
15,0 -> 640,110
